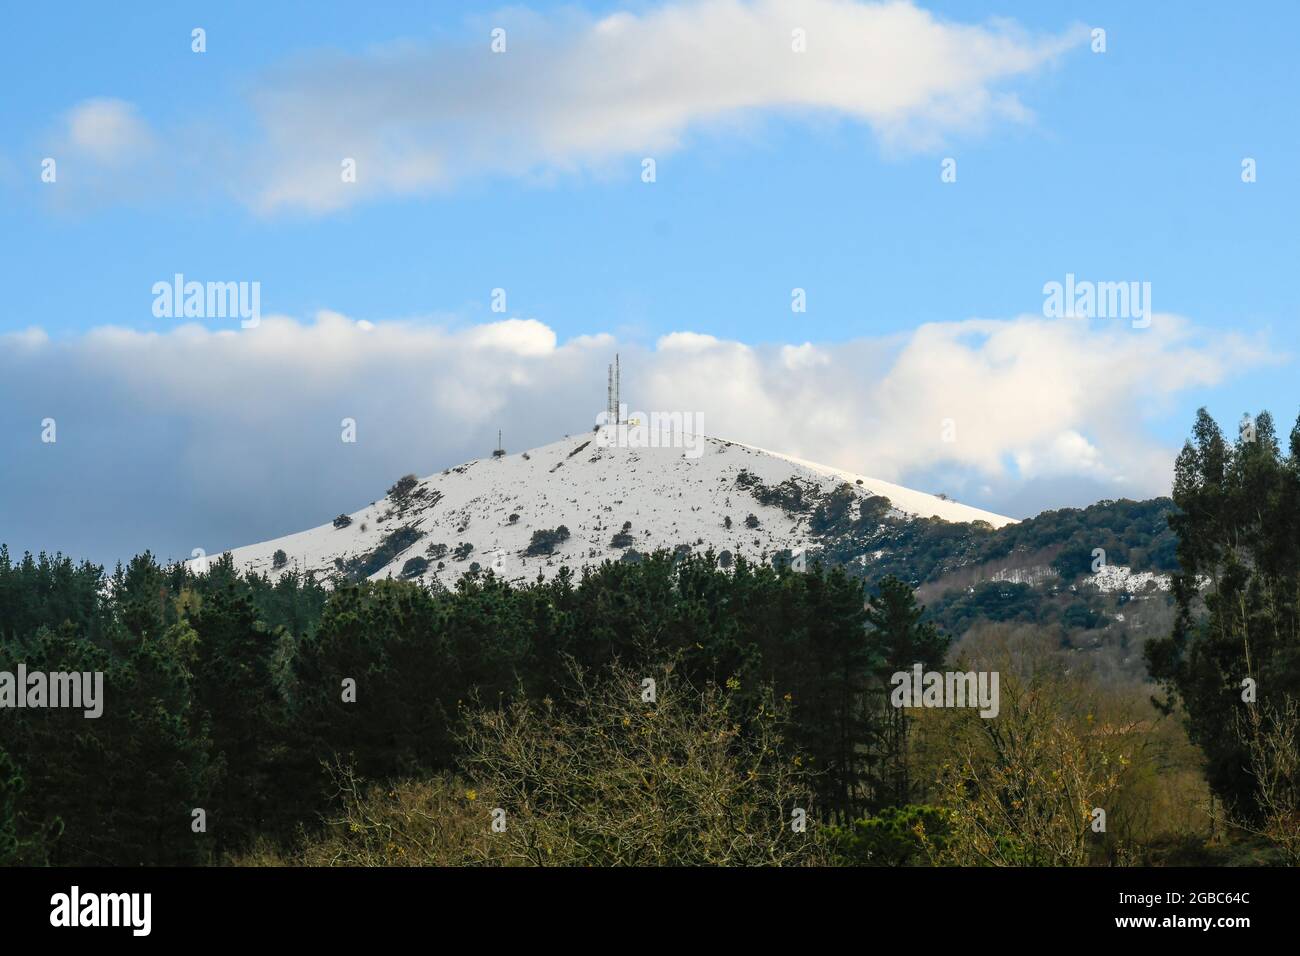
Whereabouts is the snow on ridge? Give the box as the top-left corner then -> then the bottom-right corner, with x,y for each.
722,438 -> 1017,529
194,432 -> 1018,587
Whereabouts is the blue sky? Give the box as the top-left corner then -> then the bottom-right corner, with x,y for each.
0,1 -> 1296,565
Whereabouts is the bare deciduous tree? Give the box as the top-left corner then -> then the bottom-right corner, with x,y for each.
458,661 -> 829,866
1234,697 -> 1300,864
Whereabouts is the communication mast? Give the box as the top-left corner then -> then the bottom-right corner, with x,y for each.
606,354 -> 621,425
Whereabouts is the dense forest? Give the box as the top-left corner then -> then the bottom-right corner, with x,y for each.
1,408 -> 1297,866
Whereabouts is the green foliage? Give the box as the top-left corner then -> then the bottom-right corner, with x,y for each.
1146,408 -> 1300,819
828,805 -> 951,866
0,549 -> 328,864
400,556 -> 429,579
0,748 -> 26,865
0,617 -> 211,865
813,496 -> 1178,590
865,578 -> 950,806
927,581 -> 1044,633
810,483 -> 858,535
0,540 -> 959,861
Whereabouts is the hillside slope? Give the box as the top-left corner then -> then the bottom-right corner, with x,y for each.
202,432 -> 1014,586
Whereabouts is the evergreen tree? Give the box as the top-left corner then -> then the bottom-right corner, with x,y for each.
1146,408 -> 1300,818
865,576 -> 949,807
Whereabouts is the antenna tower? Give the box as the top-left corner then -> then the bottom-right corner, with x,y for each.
605,354 -> 623,426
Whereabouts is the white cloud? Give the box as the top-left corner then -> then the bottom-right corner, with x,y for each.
240,0 -> 1084,212
40,97 -> 174,209
664,314 -> 1276,496
63,98 -> 155,163
0,310 -> 1275,565
464,317 -> 558,355
658,331 -> 723,352
37,2 -> 1085,214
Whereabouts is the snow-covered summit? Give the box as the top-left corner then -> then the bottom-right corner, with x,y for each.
199,432 -> 1015,586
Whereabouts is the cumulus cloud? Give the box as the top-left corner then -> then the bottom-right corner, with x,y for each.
645,315 -> 1277,496
0,310 -> 1274,565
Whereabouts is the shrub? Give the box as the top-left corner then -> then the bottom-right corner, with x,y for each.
1061,603 -> 1108,630
400,557 -> 429,579
342,526 -> 424,580
332,514 -> 353,529
272,549 -> 288,570
387,474 -> 419,500
236,765 -> 496,867
744,514 -> 760,529
827,805 -> 951,866
810,484 -> 857,535
525,526 -> 571,557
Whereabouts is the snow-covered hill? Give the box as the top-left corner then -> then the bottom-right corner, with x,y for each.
198,432 -> 1015,587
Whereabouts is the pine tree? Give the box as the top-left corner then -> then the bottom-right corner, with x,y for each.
865,576 -> 949,807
